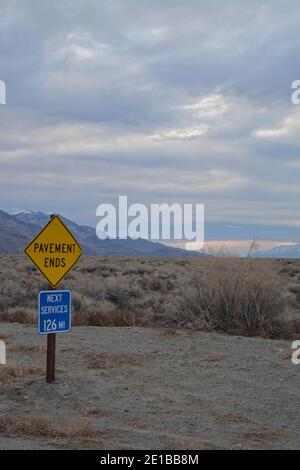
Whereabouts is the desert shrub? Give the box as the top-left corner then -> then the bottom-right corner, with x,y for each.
0,279 -> 27,310
0,255 -> 296,337
280,263 -> 300,277
165,260 -> 286,337
136,272 -> 175,293
103,277 -> 143,307
289,286 -> 300,303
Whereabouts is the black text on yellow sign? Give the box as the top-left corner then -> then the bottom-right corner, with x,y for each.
24,215 -> 82,287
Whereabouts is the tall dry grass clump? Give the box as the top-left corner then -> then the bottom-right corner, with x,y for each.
166,259 -> 286,337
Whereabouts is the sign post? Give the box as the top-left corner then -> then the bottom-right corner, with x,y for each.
47,215 -> 56,384
46,311 -> 56,384
24,214 -> 82,383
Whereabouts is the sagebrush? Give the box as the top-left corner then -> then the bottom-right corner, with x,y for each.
0,255 -> 299,338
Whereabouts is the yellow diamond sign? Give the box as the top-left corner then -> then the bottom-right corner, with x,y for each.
24,215 -> 82,287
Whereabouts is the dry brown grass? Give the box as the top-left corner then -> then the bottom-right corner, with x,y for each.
280,351 -> 292,360
11,344 -> 47,354
237,428 -> 287,443
86,352 -> 145,369
168,439 -> 215,450
206,355 -> 225,362
0,307 -> 36,324
73,304 -> 143,327
212,411 -> 256,425
0,414 -> 97,439
82,407 -> 112,418
0,363 -> 43,382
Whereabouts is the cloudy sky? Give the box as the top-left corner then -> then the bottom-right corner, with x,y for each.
0,0 -> 300,243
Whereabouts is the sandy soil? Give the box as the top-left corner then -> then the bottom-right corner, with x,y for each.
0,323 -> 299,450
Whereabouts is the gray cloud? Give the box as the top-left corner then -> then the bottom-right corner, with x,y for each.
0,0 -> 300,238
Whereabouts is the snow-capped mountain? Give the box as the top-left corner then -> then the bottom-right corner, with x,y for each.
0,209 -> 201,257
6,209 -> 52,227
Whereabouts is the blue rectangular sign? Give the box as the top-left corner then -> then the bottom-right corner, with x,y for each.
38,290 -> 71,335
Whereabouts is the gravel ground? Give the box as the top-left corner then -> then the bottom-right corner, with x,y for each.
0,323 -> 299,450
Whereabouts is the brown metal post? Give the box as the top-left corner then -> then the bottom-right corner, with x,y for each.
46,329 -> 56,383
46,214 -> 56,384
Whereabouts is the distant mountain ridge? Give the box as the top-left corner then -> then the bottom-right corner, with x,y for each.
253,243 -> 300,259
0,209 -> 201,257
